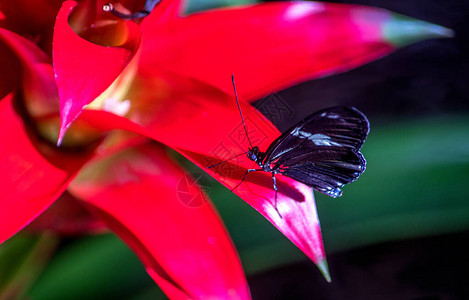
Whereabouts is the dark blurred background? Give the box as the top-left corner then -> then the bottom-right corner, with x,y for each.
2,0 -> 468,299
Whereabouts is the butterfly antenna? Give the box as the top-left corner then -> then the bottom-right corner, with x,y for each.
207,152 -> 248,169
232,75 -> 254,149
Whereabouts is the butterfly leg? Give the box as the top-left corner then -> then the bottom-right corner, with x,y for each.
231,169 -> 263,192
271,173 -> 282,219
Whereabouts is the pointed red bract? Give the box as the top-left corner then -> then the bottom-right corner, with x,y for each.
0,27 -> 52,103
140,1 -> 395,102
0,27 -> 60,118
69,143 -> 251,299
0,27 -> 96,244
0,94 -> 92,244
116,74 -> 329,272
53,0 -> 141,143
177,113 -> 329,274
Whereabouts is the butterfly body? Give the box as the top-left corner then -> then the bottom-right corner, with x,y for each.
246,146 -> 273,172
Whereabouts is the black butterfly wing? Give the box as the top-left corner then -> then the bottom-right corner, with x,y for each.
263,106 -> 369,197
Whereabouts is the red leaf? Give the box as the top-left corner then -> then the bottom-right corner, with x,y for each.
139,2 -> 397,102
0,94 -> 92,244
53,0 -> 141,144
69,143 -> 251,299
118,74 -> 330,277
0,27 -> 95,243
0,27 -> 59,116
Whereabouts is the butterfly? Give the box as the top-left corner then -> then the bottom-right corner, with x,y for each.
209,75 -> 369,215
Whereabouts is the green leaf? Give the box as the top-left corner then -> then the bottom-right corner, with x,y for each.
28,234 -> 158,300
0,233 -> 58,300
383,13 -> 454,47
317,115 -> 469,252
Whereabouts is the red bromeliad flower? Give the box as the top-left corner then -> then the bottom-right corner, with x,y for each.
0,0 -> 452,297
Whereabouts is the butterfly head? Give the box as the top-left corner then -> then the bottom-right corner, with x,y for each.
247,146 -> 264,164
